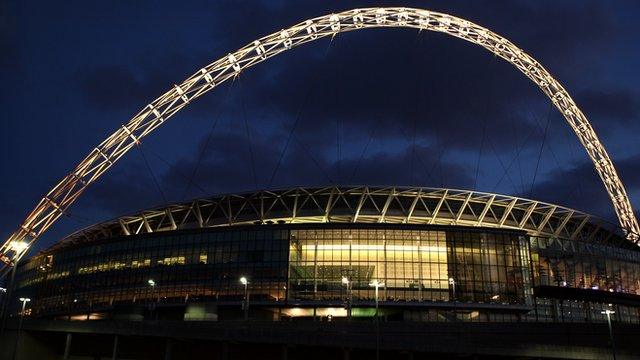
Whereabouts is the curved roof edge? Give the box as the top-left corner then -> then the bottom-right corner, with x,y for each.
50,186 -> 631,252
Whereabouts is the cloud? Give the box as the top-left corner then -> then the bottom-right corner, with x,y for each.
72,0 -> 619,154
577,89 -> 639,127
81,128 -> 475,217
71,0 -> 634,220
4,0 -> 639,254
527,152 -> 640,221
77,65 -> 147,110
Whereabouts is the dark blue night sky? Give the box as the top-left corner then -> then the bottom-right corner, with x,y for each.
1,1 -> 639,253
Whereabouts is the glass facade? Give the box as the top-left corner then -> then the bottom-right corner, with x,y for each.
288,228 -> 530,305
10,224 -> 640,324
528,235 -> 640,324
16,228 -> 290,314
530,236 -> 640,293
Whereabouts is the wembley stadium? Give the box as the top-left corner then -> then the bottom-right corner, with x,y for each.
2,6 -> 640,360
15,186 -> 640,321
7,186 -> 640,358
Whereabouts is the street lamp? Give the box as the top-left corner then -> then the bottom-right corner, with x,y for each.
18,298 -> 30,314
147,279 -> 157,320
601,309 -> 617,360
147,279 -> 157,302
240,276 -> 249,320
0,287 -> 6,307
13,297 -> 31,360
448,277 -> 456,301
342,276 -> 352,320
369,280 -> 385,317
369,280 -> 385,360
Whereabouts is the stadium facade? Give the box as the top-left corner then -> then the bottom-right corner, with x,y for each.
5,187 -> 640,359
13,186 -> 640,323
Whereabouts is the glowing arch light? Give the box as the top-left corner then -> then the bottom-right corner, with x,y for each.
2,7 -> 637,273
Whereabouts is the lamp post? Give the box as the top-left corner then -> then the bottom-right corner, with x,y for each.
369,280 -> 385,317
12,297 -> 31,360
341,276 -> 352,320
369,280 -> 385,360
0,287 -> 6,309
601,309 -> 617,360
240,276 -> 249,320
449,277 -> 458,321
448,277 -> 456,300
147,279 -> 156,320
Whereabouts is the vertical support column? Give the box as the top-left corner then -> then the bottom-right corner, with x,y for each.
447,232 -> 455,303
313,237 -> 318,299
348,233 -> 353,320
383,237 -> 388,301
520,235 -> 534,307
348,234 -> 353,274
111,335 -> 119,360
63,333 -> 73,360
417,238 -> 423,302
286,231 -> 295,303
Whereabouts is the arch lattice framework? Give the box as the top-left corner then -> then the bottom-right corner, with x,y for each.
2,7 -> 638,274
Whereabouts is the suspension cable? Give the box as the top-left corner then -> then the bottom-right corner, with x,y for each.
149,151 -> 209,195
488,139 -> 520,192
334,34 -> 349,184
527,100 -> 583,205
182,81 -> 235,199
411,110 -> 417,185
63,210 -> 97,227
349,114 -> 382,184
529,102 -> 553,198
264,99 -> 335,185
239,78 -> 259,190
400,29 -> 436,186
509,105 -> 527,195
136,143 -> 169,206
336,96 -> 341,184
559,109 -> 587,200
471,55 -> 497,191
473,122 -> 487,191
398,125 -> 438,185
268,39 -> 334,188
491,126 -> 538,193
296,140 -> 336,185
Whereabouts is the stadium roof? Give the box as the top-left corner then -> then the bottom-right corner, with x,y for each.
47,186 -> 630,252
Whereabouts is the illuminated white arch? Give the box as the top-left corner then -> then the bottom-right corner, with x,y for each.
2,7 -> 638,271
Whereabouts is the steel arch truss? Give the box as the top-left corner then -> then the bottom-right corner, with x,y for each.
2,7 -> 638,272
50,186 -> 626,252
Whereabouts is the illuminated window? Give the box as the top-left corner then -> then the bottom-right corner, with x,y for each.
159,256 -> 185,265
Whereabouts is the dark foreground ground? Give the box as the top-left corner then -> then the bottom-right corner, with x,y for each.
1,319 -> 638,359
